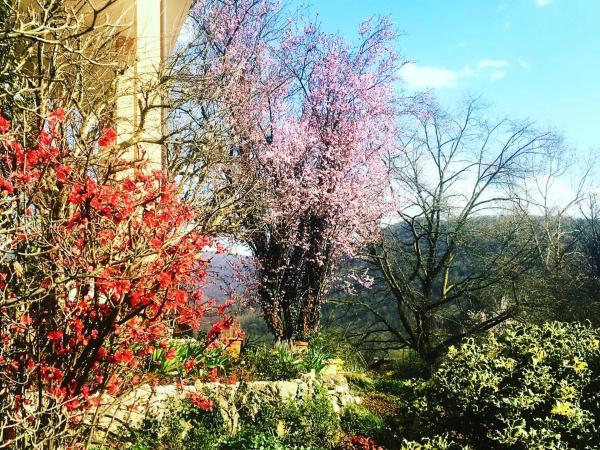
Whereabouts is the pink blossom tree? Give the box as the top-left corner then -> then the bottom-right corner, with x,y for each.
191,0 -> 401,340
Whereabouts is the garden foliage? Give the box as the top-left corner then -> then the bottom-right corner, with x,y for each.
241,341 -> 332,381
0,115 -> 233,447
405,322 -> 600,449
124,385 -> 339,450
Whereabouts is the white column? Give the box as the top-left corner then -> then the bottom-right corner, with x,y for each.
114,0 -> 164,171
112,0 -> 192,171
135,0 -> 164,170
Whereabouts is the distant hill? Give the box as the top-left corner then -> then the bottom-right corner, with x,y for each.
201,252 -> 256,302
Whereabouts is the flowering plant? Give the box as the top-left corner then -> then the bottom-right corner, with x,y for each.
0,112 -> 234,447
197,0 -> 402,340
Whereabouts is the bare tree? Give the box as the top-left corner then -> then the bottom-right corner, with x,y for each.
1,1 -> 125,133
575,194 -> 600,324
508,151 -> 592,323
338,99 -> 561,366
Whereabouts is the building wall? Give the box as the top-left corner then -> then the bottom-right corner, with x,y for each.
112,0 -> 192,169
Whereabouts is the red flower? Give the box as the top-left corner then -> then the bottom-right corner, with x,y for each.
344,435 -> 384,450
122,178 -> 137,192
0,120 -> 231,425
47,330 -> 63,341
150,237 -> 163,249
217,299 -> 235,315
0,178 -> 14,195
183,359 -> 197,372
173,290 -> 187,304
113,349 -> 134,364
156,272 -> 171,289
98,128 -> 117,147
206,317 -> 234,343
0,115 -> 9,133
67,183 -> 86,205
114,279 -> 131,296
41,365 -> 63,382
55,165 -> 71,182
25,150 -> 40,166
48,108 -> 65,124
210,367 -> 218,383
106,377 -> 121,395
65,398 -> 79,411
88,396 -> 102,407
20,314 -> 32,326
164,347 -> 177,361
36,131 -> 52,150
186,392 -> 214,411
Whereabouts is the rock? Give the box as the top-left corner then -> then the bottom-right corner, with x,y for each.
94,372 -> 361,440
321,358 -> 344,376
296,381 -> 312,399
275,381 -> 299,399
300,370 -> 317,382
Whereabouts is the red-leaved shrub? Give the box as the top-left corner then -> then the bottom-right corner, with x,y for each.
0,112 -> 233,447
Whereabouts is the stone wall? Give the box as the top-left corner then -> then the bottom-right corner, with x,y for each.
95,371 -> 361,437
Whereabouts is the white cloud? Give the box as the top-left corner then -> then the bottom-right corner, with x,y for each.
518,58 -> 532,70
535,0 -> 553,6
471,59 -> 510,82
491,71 -> 507,81
477,59 -> 509,70
399,64 -> 460,89
400,59 -> 511,90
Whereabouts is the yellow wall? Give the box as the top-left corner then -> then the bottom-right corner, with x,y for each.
110,0 -> 192,169
20,0 -> 191,168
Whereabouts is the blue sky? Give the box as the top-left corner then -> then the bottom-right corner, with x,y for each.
299,0 -> 600,153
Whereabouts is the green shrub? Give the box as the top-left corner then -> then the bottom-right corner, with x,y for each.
220,431 -> 309,450
372,378 -> 411,398
304,338 -> 334,374
122,384 -> 341,449
308,332 -> 367,372
243,345 -> 305,380
399,435 -> 466,450
146,338 -> 232,379
242,342 -> 333,381
237,385 -> 341,449
340,404 -> 385,439
345,373 -> 376,392
382,349 -> 428,380
281,386 -> 341,448
407,321 -> 600,449
126,398 -> 226,450
344,373 -> 412,397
